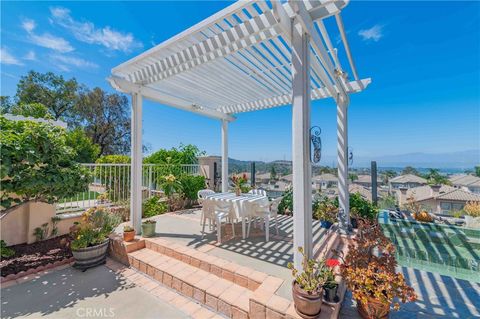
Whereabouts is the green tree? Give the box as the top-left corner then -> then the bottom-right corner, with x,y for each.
73,87 -> 131,155
10,103 -> 53,119
0,116 -> 90,211
378,195 -> 397,210
15,71 -> 79,120
0,96 -> 13,114
475,166 -> 480,177
65,128 -> 100,163
382,170 -> 397,184
144,144 -> 205,165
270,165 -> 277,181
349,173 -> 358,183
423,168 -> 451,185
402,166 -> 419,176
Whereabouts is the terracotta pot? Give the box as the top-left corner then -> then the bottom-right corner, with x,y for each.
357,297 -> 390,319
292,281 -> 323,318
123,230 -> 135,242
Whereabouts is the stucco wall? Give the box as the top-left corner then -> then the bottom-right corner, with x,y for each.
1,201 -> 81,246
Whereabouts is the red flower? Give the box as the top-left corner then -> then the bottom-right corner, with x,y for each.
326,258 -> 340,268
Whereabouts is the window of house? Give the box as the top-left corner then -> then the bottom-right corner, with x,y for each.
452,203 -> 464,211
440,202 -> 452,212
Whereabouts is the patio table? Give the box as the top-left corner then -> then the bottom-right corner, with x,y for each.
202,192 -> 269,239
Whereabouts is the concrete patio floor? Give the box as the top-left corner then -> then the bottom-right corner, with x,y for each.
340,266 -> 480,319
1,265 -> 188,319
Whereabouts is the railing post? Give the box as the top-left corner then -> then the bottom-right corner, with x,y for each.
148,165 -> 153,198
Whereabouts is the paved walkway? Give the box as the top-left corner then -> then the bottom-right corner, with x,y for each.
1,265 -> 188,319
340,266 -> 480,319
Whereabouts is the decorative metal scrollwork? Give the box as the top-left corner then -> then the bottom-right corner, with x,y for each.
348,147 -> 353,166
310,126 -> 322,164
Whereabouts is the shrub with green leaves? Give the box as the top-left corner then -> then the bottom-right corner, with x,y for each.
335,193 -> 378,220
0,116 -> 91,211
179,175 -> 206,201
278,187 -> 293,215
1,240 -> 15,258
143,196 -> 168,217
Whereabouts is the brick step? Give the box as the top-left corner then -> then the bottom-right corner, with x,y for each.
129,248 -> 252,318
144,237 -> 270,291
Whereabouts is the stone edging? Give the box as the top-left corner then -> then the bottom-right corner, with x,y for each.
0,257 -> 75,288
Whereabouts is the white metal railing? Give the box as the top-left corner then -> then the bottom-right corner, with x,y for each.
55,163 -> 200,214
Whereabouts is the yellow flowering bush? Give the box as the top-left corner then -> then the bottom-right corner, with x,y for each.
464,201 -> 480,217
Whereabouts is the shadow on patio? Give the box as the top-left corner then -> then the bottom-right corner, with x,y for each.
0,266 -> 185,319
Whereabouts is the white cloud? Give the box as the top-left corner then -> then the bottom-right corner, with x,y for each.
358,25 -> 384,42
0,47 -> 23,65
21,18 -> 74,53
24,50 -> 36,60
50,7 -> 142,53
21,18 -> 36,32
51,54 -> 98,71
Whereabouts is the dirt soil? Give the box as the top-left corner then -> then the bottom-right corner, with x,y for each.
1,235 -> 72,277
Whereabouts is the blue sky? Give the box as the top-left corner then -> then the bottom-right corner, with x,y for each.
1,1 -> 479,163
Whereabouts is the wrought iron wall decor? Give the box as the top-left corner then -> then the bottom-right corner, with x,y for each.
348,147 -> 353,166
310,126 -> 322,164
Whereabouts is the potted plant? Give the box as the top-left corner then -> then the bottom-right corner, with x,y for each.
123,225 -> 135,242
323,258 -> 340,303
70,207 -> 121,270
288,247 -> 328,318
232,173 -> 248,196
141,219 -> 157,237
315,197 -> 337,229
338,218 -> 416,319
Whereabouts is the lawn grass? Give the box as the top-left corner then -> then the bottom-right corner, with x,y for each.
59,191 -> 99,203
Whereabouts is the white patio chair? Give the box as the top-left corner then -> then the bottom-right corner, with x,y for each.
198,189 -> 215,226
248,189 -> 267,196
247,197 -> 282,241
213,202 -> 235,243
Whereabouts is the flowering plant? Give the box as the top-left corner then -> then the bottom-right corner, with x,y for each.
70,207 -> 121,251
337,218 -> 416,311
231,173 -> 248,193
324,259 -> 340,289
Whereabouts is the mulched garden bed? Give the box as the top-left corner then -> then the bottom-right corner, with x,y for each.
1,235 -> 72,277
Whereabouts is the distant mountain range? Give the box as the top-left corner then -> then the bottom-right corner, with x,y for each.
229,150 -> 479,173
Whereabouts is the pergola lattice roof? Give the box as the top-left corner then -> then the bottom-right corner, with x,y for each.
109,0 -> 370,121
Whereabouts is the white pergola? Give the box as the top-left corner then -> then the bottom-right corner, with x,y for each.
109,0 -> 370,268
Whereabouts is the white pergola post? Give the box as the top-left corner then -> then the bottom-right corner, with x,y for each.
130,92 -> 143,234
336,98 -> 350,233
291,22 -> 313,269
221,119 -> 229,193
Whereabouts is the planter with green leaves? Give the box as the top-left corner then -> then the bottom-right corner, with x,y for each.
339,218 -> 417,319
123,225 -> 135,242
141,220 -> 157,237
288,247 -> 328,318
315,197 -> 338,229
323,259 -> 340,303
70,207 -> 121,270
